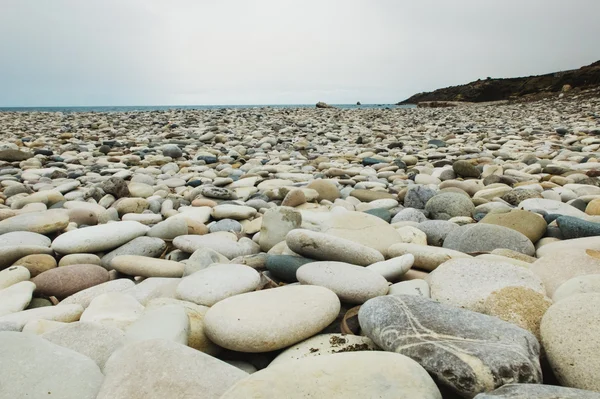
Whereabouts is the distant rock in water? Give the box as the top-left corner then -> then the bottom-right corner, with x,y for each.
398,60 -> 600,105
316,102 -> 335,109
356,101 -> 361,105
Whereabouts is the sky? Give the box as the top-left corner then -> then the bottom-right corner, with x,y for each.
1,0 -> 599,106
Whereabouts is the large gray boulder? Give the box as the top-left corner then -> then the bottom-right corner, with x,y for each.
358,295 -> 542,398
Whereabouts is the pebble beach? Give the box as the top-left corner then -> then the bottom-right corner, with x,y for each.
1,93 -> 600,398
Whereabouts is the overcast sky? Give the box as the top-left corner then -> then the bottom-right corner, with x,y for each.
1,0 -> 599,106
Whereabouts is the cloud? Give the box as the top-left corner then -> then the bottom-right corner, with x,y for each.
1,0 -> 599,106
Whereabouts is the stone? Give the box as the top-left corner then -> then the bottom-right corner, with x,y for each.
42,321 -> 125,369
443,223 -> 536,256
427,258 -> 546,313
286,229 -> 384,266
13,253 -> 57,277
395,225 -> 428,245
265,255 -> 314,282
281,188 -> 306,207
121,277 -> 180,305
541,293 -> 600,392
585,198 -> 600,215
147,217 -> 188,240
0,304 -> 83,330
297,261 -> 389,304
388,243 -> 472,271
404,185 -> 437,209
176,263 -> 261,306
520,198 -> 588,218
258,206 -> 302,251
124,304 -> 190,345
536,236 -> 600,257
269,333 -> 378,366
0,245 -> 54,270
100,176 -> 130,198
0,149 -> 33,161
0,266 -> 30,290
110,255 -> 184,278
392,207 -> 427,223
388,279 -> 430,297
211,204 -> 257,220
480,210 -> 547,242
367,254 -> 414,281
501,189 -> 542,206
483,286 -> 552,340
307,179 -> 340,202
59,253 -> 102,266
80,292 -> 144,329
0,281 -> 35,316
32,264 -> 109,299
183,247 -> 230,276
350,189 -> 395,201
319,211 -> 403,257
453,160 -> 481,178
553,274 -> 600,302
473,384 -> 600,398
425,192 -> 475,220
162,144 -> 183,158
0,209 -> 69,235
359,295 -> 542,398
557,215 -> 600,239
0,331 -> 103,399
209,218 -> 242,233
97,339 -> 247,399
59,279 -> 135,308
222,352 -> 441,399
174,233 -> 260,259
52,221 -> 150,254
101,236 -> 167,268
204,285 -> 340,352
417,220 -> 459,246
22,318 -> 66,334
531,248 -> 600,296
0,231 -> 51,247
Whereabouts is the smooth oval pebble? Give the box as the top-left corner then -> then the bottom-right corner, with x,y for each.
221,352 -> 442,399
52,221 -> 150,254
204,285 -> 340,352
176,263 -> 261,306
110,255 -> 184,278
31,264 -> 109,299
297,261 -> 389,304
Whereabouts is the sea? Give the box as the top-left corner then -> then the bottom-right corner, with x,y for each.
0,104 -> 415,113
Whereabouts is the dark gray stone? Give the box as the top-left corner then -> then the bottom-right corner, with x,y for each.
404,185 -> 438,209
443,223 -> 535,256
100,176 -> 130,199
453,160 -> 481,178
266,255 -> 314,283
425,192 -> 475,220
473,383 -> 600,398
364,208 -> 392,223
358,295 -> 542,398
417,220 -> 459,246
200,186 -> 235,200
557,215 -> 600,239
0,150 -> 33,162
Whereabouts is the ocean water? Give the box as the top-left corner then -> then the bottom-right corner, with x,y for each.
0,104 -> 415,113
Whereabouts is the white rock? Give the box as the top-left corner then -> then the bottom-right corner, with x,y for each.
297,261 -> 389,304
553,275 -> 600,302
80,292 -> 144,330
110,255 -> 185,278
0,331 -> 104,399
52,221 -> 150,254
124,304 -> 190,345
122,277 -> 180,305
0,281 -> 35,316
367,254 -> 414,281
212,204 -> 257,220
59,279 -> 135,309
0,304 -> 83,330
0,265 -> 30,290
176,263 -> 261,306
204,285 -> 340,352
388,243 -> 472,271
388,279 -> 431,297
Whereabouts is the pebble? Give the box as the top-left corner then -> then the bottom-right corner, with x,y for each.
531,248 -> 600,296
0,281 -> 35,316
359,295 -> 542,397
366,254 -> 414,281
176,263 -> 261,306
388,243 -> 472,271
31,264 -> 109,299
97,339 -> 247,399
286,229 -> 384,266
0,331 -> 103,399
296,261 -> 389,304
79,292 -> 144,329
101,236 -> 167,268
553,274 -> 600,302
222,352 -> 442,399
110,255 -> 185,278
124,304 -> 190,345
204,285 -> 340,352
59,279 -> 135,308
443,223 -> 536,255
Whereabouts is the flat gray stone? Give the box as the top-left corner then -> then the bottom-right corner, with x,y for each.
358,295 -> 542,398
443,223 -> 535,256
